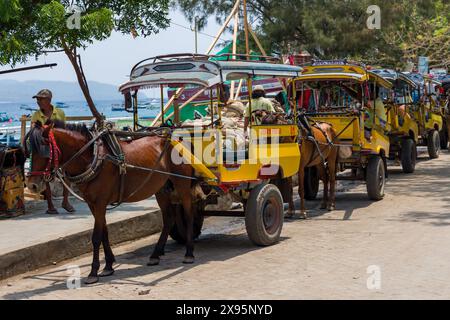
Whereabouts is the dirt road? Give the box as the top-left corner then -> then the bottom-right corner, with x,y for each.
2,151 -> 450,300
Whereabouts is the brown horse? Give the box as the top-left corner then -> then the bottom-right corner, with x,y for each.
294,121 -> 339,218
26,121 -> 198,284
259,112 -> 340,218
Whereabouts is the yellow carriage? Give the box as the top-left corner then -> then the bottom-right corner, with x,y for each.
372,69 -> 419,173
119,54 -> 301,246
405,74 -> 444,158
291,60 -> 393,200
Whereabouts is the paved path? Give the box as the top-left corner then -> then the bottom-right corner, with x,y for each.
0,198 -> 159,255
1,152 -> 450,299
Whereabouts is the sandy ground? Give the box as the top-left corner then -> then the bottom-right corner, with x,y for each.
1,151 -> 450,300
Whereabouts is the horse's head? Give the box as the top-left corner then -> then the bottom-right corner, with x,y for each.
25,121 -> 59,193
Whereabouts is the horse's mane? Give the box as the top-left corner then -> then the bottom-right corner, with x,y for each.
25,120 -> 91,158
53,119 -> 90,138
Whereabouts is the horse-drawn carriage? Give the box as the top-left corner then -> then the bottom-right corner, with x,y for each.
372,69 -> 419,173
404,73 -> 444,158
119,53 -> 302,246
290,60 -> 392,200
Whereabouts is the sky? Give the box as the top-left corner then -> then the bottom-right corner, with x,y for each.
1,9 -> 229,86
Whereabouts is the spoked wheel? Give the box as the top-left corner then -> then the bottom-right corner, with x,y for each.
169,205 -> 204,244
245,184 -> 284,246
427,130 -> 441,159
366,156 -> 386,201
400,138 -> 416,174
304,167 -> 320,200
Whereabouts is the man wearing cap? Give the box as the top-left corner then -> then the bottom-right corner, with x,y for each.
31,89 -> 66,125
243,85 -> 275,134
30,89 -> 75,214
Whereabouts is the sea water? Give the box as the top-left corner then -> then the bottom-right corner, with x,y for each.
0,99 -> 161,139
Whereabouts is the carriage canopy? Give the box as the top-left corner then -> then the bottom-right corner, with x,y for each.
118,54 -> 302,93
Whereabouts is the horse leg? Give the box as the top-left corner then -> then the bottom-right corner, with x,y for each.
99,222 -> 115,277
61,179 -> 75,213
182,199 -> 195,264
45,182 -> 57,213
327,154 -> 338,211
274,177 -> 294,218
148,192 -> 175,266
286,177 -> 295,218
298,169 -> 307,219
85,203 -> 106,285
318,165 -> 328,210
171,180 -> 195,264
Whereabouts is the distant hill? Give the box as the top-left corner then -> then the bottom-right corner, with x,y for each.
0,80 -> 127,103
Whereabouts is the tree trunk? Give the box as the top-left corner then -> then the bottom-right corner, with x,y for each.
60,39 -> 103,124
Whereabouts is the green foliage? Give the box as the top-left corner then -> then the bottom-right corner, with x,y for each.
0,0 -> 170,66
176,0 -> 450,68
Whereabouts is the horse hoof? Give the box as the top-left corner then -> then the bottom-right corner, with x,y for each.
299,212 -> 308,220
147,258 -> 160,266
284,212 -> 295,219
183,256 -> 195,264
99,269 -> 115,277
327,205 -> 336,212
84,276 -> 99,285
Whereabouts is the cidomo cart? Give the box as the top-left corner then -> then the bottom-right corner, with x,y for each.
405,73 -> 444,158
119,54 -> 302,246
372,69 -> 419,173
291,60 -> 393,201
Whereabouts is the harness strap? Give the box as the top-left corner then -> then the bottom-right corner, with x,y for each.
106,139 -> 172,210
59,128 -> 107,172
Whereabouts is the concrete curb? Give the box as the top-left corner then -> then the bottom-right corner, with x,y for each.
0,210 -> 162,281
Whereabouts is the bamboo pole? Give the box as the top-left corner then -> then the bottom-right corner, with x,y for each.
234,80 -> 244,100
206,0 -> 240,55
152,0 -> 240,126
243,0 -> 250,58
248,25 -> 267,56
230,7 -> 240,99
163,87 -> 208,121
151,87 -> 185,126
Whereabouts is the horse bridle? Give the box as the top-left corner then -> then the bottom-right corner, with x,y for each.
27,126 -> 106,184
27,129 -> 62,182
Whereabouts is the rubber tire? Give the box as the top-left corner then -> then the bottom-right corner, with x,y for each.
400,139 -> 416,174
366,156 -> 386,201
169,205 -> 204,244
304,167 -> 320,200
427,130 -> 441,159
245,184 -> 284,247
439,129 -> 449,150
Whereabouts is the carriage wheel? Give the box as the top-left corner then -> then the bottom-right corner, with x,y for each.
400,138 -> 416,174
304,167 -> 320,200
366,156 -> 386,201
169,205 -> 204,244
427,130 -> 441,159
245,184 -> 284,246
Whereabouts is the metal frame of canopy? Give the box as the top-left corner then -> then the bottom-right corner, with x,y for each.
118,54 -> 302,129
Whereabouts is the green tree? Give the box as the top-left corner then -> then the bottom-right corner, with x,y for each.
383,0 -> 450,69
176,0 -> 450,69
0,0 -> 170,122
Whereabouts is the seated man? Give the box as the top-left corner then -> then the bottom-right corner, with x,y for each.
243,85 -> 275,134
364,87 -> 387,140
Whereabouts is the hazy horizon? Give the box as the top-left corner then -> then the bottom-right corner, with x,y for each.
0,9 -> 228,87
